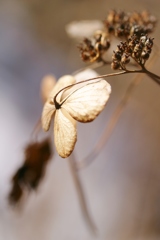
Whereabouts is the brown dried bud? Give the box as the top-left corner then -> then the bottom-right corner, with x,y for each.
111,61 -> 120,70
140,35 -> 147,44
121,54 -> 130,64
145,38 -> 154,49
112,51 -> 122,61
141,50 -> 150,60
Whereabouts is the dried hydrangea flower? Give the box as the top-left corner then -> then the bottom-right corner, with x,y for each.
42,71 -> 111,158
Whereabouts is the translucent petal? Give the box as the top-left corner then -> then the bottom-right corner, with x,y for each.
62,79 -> 111,122
61,70 -> 100,100
74,69 -> 99,83
41,75 -> 57,102
54,108 -> 77,158
41,101 -> 56,131
49,75 -> 76,103
41,75 -> 76,131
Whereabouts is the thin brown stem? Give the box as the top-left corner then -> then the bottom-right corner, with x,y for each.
30,118 -> 42,141
54,69 -> 148,107
72,61 -> 104,76
68,153 -> 97,235
142,67 -> 160,85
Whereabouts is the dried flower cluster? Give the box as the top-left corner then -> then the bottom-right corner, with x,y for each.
111,35 -> 154,70
78,10 -> 156,67
104,10 -> 157,39
78,32 -> 110,62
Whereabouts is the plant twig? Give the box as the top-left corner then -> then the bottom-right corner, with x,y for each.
142,68 -> 160,85
68,153 -> 97,235
30,118 -> 42,141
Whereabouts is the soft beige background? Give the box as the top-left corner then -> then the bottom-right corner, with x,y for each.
0,0 -> 160,239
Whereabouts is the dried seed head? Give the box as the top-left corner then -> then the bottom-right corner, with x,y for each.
104,10 -> 157,39
78,32 -> 110,63
111,33 -> 154,69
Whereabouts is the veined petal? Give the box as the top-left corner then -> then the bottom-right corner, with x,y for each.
54,108 -> 77,158
62,79 -> 111,122
49,75 -> 76,103
61,70 -> 100,101
42,75 -> 76,131
41,101 -> 56,131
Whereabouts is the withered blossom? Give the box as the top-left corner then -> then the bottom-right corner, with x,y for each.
41,71 -> 111,158
9,138 -> 52,204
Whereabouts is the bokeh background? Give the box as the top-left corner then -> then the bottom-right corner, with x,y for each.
0,0 -> 160,239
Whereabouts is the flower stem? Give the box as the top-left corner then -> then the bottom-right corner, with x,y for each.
68,153 -> 97,235
141,66 -> 160,85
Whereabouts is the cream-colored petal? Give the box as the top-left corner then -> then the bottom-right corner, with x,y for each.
54,108 -> 77,158
74,69 -> 99,83
62,79 -> 111,122
60,71 -> 99,102
42,75 -> 76,132
41,75 -> 57,103
49,75 -> 76,103
41,101 -> 56,131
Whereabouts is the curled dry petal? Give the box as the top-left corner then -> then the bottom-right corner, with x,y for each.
41,75 -> 76,132
49,75 -> 76,102
42,101 -> 56,131
54,108 -> 77,158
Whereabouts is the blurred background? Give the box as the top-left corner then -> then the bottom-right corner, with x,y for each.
0,0 -> 160,239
